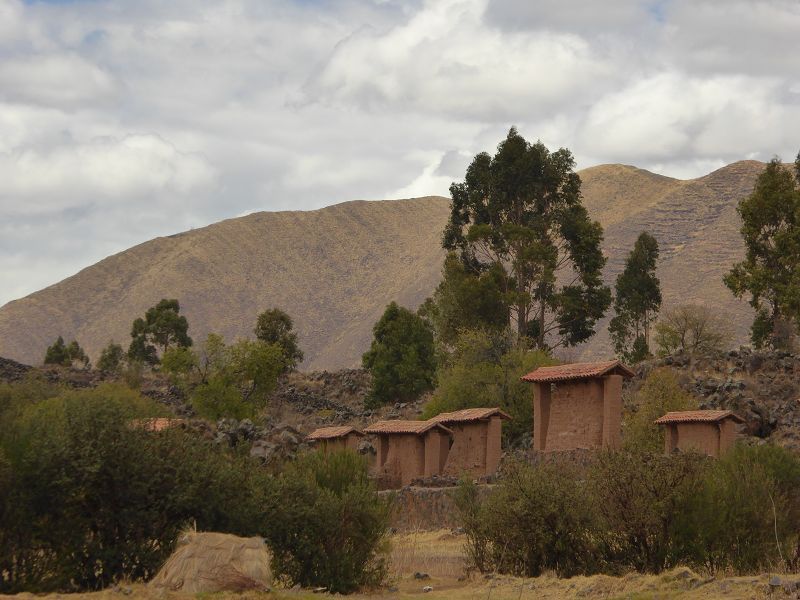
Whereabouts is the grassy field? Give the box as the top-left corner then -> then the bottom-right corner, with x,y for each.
2,530 -> 796,600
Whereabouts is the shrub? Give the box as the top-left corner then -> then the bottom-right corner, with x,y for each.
677,444 -> 800,573
623,368 -> 698,453
262,450 -> 389,594
162,334 -> 286,420
589,450 -> 709,573
455,460 -> 599,577
0,384 -> 268,593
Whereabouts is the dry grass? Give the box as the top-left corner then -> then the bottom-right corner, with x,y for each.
148,531 -> 271,594
388,529 -> 466,579
0,161 -> 766,369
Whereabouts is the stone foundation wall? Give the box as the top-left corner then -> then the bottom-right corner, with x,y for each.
383,485 -> 492,532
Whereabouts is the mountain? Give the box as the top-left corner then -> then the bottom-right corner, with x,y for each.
0,161 -> 763,369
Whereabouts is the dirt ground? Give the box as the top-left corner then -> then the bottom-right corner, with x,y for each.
2,531 -> 798,600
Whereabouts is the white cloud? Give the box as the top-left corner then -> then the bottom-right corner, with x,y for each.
0,134 -> 217,214
0,0 -> 799,305
0,53 -> 119,109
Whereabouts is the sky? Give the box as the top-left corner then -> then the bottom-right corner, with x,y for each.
1,0 -> 799,307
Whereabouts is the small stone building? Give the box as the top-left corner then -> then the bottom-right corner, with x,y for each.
655,410 -> 744,458
364,420 -> 453,489
522,360 -> 634,452
428,408 -> 510,478
306,426 -> 364,454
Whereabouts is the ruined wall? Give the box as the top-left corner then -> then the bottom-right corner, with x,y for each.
675,422 -> 720,457
374,434 -> 425,489
546,379 -> 605,451
442,422 -> 488,477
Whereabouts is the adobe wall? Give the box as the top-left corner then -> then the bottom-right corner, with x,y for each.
322,438 -> 346,453
374,433 -> 425,489
442,421 -> 488,477
319,433 -> 361,454
674,422 -> 720,457
718,419 -> 737,455
546,379 -> 605,451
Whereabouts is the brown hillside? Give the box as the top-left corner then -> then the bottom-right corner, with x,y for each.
0,162 -> 762,368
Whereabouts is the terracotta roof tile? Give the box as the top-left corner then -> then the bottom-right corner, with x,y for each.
654,410 -> 745,425
364,420 -> 453,436
521,360 -> 634,383
307,426 -> 363,440
428,407 -> 511,424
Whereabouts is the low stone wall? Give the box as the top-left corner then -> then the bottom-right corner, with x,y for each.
382,485 -> 491,532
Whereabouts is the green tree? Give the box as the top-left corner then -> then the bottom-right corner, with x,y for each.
128,299 -> 192,365
262,449 -> 389,594
162,334 -> 286,420
443,127 -> 610,350
654,304 -> 732,356
724,156 -> 800,348
96,342 -> 124,374
254,308 -> 304,371
609,232 -> 661,363
420,253 -> 508,347
362,302 -> 436,406
422,329 -> 554,444
43,337 -> 89,369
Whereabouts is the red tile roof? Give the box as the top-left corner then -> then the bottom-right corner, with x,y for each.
428,407 -> 511,424
521,360 -> 634,383
364,420 -> 453,436
654,410 -> 745,425
307,426 -> 363,441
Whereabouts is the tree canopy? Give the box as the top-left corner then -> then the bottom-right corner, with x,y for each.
609,232 -> 662,363
362,302 -> 436,406
443,127 -> 610,350
128,299 -> 192,365
162,333 -> 286,420
254,308 -> 304,371
419,253 -> 508,347
43,337 -> 90,369
724,155 -> 800,348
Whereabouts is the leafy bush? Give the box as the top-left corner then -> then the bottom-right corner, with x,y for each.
162,334 -> 286,420
589,450 -> 709,573
623,368 -> 698,452
0,384 -> 268,593
262,450 -> 390,594
423,330 -> 555,443
455,460 -> 599,577
678,444 -> 800,573
457,446 -> 800,578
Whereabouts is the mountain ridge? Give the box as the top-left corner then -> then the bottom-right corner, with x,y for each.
0,161 -> 762,368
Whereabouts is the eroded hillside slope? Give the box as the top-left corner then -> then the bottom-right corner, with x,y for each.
0,161 -> 762,368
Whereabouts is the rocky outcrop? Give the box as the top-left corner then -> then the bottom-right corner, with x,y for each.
0,356 -> 33,382
633,349 -> 800,450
